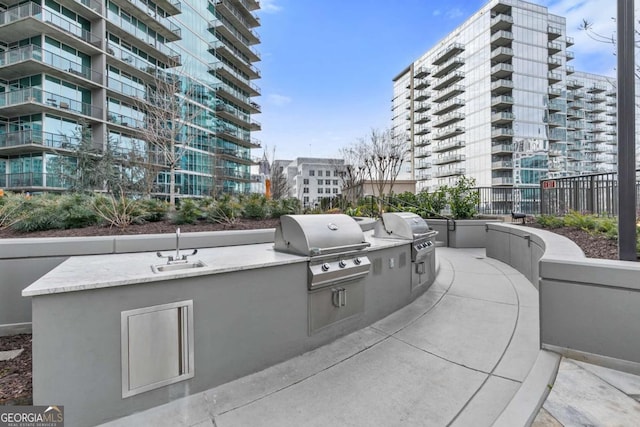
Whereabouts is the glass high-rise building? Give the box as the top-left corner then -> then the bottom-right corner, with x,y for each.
393,0 -> 617,194
0,0 -> 261,197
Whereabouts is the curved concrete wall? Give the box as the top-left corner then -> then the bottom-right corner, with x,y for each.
486,223 -> 640,374
0,229 -> 276,334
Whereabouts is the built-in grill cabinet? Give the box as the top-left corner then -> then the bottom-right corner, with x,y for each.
373,212 -> 437,291
274,214 -> 371,334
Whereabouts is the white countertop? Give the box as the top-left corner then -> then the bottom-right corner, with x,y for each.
22,232 -> 409,297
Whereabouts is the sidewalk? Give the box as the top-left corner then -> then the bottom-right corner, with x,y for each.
102,247 -> 545,427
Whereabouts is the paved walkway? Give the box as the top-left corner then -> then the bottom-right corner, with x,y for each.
103,248 -> 545,427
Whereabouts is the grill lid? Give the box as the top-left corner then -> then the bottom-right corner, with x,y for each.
274,214 -> 370,256
374,212 -> 434,240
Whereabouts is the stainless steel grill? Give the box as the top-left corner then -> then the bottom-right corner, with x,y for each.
374,212 -> 437,290
274,214 -> 372,334
274,214 -> 371,290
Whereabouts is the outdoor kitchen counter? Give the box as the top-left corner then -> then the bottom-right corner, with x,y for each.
22,233 -> 407,297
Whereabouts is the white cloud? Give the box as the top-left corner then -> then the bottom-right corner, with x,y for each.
268,94 -> 292,106
260,0 -> 282,13
445,8 -> 464,19
432,10 -> 442,17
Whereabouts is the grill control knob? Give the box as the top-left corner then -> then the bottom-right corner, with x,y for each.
353,257 -> 362,265
338,260 -> 347,268
321,263 -> 331,271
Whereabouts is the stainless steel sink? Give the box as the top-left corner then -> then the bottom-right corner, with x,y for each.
151,260 -> 207,273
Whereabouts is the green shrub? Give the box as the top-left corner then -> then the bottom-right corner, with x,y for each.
564,211 -> 597,231
267,197 -> 299,218
139,198 -> 169,222
243,194 -> 268,219
204,195 -> 242,224
57,193 -> 99,229
447,176 -> 480,219
172,198 -> 201,224
11,195 -> 65,232
0,193 -> 26,229
536,215 -> 565,229
92,195 -> 143,228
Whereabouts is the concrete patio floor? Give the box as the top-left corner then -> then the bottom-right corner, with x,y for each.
100,246 -> 640,426
102,247 -> 555,427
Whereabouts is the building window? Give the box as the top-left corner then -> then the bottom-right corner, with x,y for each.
317,179 -> 323,185
325,188 -> 330,193
334,170 -> 339,177
303,178 -> 309,184
325,180 -> 331,185
333,180 -> 338,185
303,187 -> 309,193
303,196 -> 309,203
318,188 -> 323,194
326,170 -> 332,176
309,170 -> 315,176
333,188 -> 338,193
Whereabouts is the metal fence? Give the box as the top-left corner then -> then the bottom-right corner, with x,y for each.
475,187 -> 541,215
540,170 -> 640,216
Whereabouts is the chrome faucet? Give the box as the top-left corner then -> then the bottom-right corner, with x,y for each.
157,228 -> 198,264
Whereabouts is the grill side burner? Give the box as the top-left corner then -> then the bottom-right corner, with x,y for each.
374,212 -> 437,291
274,214 -> 372,334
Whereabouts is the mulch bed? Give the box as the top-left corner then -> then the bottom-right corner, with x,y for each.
0,334 -> 32,405
0,218 -> 627,405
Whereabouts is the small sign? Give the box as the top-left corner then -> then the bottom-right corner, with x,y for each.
0,406 -> 64,427
542,180 -> 557,189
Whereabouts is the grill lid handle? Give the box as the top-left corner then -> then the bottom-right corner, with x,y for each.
309,242 -> 371,256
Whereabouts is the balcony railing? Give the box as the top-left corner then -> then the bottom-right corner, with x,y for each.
0,87 -> 102,118
0,130 -> 83,150
0,44 -> 102,84
0,3 -> 101,47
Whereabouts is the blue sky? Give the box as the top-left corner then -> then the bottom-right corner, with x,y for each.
254,0 -> 617,161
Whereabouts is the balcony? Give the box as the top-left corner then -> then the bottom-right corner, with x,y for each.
433,98 -> 464,115
432,43 -> 464,66
0,129 -> 88,156
547,113 -> 566,127
413,147 -> 432,158
0,3 -> 101,52
414,113 -> 430,124
490,47 -> 514,62
491,63 -> 513,79
492,176 -> 514,186
433,112 -> 465,128
415,124 -> 430,136
414,101 -> 430,113
491,30 -> 513,47
414,65 -> 430,78
491,95 -> 514,107
431,57 -> 464,78
434,168 -> 466,178
566,51 -> 575,60
491,128 -> 514,140
215,0 -> 260,30
566,65 -> 575,74
491,160 -> 513,170
566,36 -> 575,46
491,144 -> 513,154
547,71 -> 562,84
414,89 -> 431,101
548,25 -> 562,39
0,87 -> 102,120
547,99 -> 565,112
117,0 -> 182,42
547,42 -> 562,54
210,4 -> 259,45
0,44 -> 102,87
433,154 -> 465,165
587,94 -> 606,104
568,100 -> 587,110
214,84 -> 259,113
548,129 -> 566,141
491,112 -> 515,124
588,114 -> 606,123
433,126 -> 465,140
208,40 -> 260,71
209,61 -> 260,96
491,79 -> 513,94
567,79 -> 584,89
215,103 -> 253,128
432,84 -> 465,103
433,139 -> 465,153
432,71 -> 464,91
490,14 -> 513,31
156,0 -> 181,15
106,11 -> 181,65
414,136 -> 430,147
414,78 -> 430,90
415,159 -> 432,169
548,56 -> 562,69
548,87 -> 563,98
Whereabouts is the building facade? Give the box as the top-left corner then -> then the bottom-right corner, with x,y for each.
393,0 -> 617,195
0,0 -> 261,197
275,157 -> 346,209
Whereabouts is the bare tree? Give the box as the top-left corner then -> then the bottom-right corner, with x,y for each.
335,146 -> 367,204
134,70 -> 201,208
359,128 -> 407,201
270,161 -> 290,200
